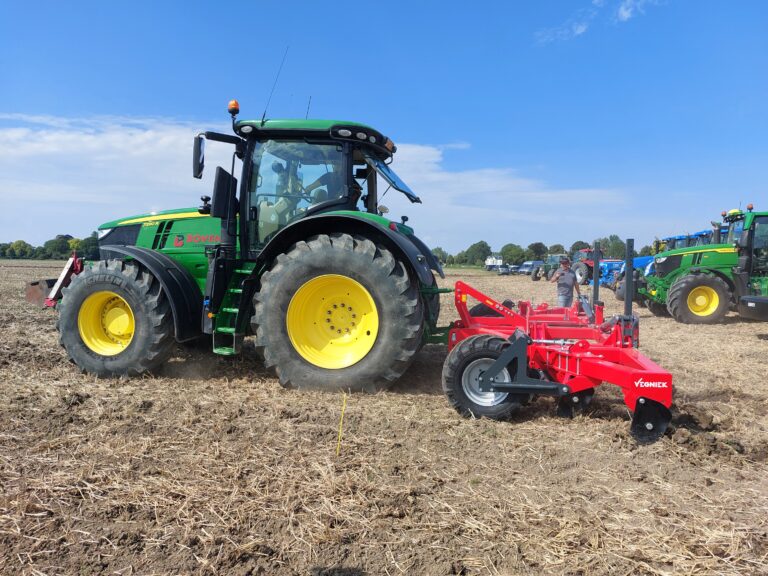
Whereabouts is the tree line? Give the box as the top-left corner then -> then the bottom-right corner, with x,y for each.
0,233 -> 100,260
432,235 -> 653,267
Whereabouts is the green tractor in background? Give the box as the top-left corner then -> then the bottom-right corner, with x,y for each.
531,254 -> 568,282
638,205 -> 768,323
49,101 -> 444,391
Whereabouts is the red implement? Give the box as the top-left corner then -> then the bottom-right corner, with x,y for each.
442,281 -> 672,443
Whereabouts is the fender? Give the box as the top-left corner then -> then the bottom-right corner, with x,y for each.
255,213 -> 437,286
99,245 -> 202,342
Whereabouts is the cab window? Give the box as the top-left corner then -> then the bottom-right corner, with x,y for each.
248,141 -> 346,248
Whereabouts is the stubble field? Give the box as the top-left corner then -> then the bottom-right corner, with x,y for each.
1,261 -> 767,575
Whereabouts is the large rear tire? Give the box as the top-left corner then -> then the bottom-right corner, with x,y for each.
531,266 -> 542,282
252,233 -> 424,391
667,274 -> 731,324
57,260 -> 175,377
442,334 -> 525,420
546,268 -> 556,281
572,262 -> 590,285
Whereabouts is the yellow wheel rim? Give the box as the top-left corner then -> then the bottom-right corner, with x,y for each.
286,274 -> 379,369
78,291 -> 135,355
687,286 -> 719,316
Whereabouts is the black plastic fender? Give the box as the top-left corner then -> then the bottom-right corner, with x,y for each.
99,245 -> 202,342
255,213 -> 439,286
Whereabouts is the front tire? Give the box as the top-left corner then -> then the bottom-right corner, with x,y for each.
667,274 -> 731,324
442,335 -> 525,419
252,233 -> 424,391
531,266 -> 542,281
646,299 -> 670,317
57,260 -> 175,377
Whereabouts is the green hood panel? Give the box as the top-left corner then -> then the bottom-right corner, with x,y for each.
99,207 -> 209,230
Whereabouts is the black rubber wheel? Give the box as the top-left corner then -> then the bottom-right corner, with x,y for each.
572,262 -> 591,285
646,299 -> 670,317
546,268 -> 556,281
252,233 -> 424,391
615,280 -> 626,301
57,260 -> 175,377
667,274 -> 731,324
442,334 -> 526,419
531,266 -> 542,282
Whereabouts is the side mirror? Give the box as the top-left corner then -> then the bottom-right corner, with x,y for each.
193,135 -> 205,179
211,167 -> 237,219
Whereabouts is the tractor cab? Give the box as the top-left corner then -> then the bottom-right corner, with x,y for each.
723,206 -> 768,294
193,103 -> 422,260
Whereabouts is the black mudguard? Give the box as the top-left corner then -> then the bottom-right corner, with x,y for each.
99,245 -> 203,342
255,213 -> 439,286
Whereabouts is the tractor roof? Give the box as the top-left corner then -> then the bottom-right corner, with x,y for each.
233,118 -> 396,157
235,118 -> 371,131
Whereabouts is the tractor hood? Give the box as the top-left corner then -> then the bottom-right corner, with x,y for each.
652,244 -> 738,278
98,208 -> 210,231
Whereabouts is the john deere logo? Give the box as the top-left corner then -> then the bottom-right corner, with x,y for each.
173,235 -> 185,248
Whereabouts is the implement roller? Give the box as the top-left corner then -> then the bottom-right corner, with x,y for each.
441,240 -> 673,443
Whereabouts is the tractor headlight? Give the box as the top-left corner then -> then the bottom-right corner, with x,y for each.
655,257 -> 667,264
97,229 -> 112,239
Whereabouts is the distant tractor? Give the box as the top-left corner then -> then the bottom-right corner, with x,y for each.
32,101 -> 445,391
531,254 -> 568,282
571,248 -> 622,286
638,205 -> 768,323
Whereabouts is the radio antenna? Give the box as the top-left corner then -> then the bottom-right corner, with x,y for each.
305,95 -> 312,119
261,46 -> 289,126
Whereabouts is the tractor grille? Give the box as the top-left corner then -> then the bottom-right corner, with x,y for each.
655,255 -> 682,278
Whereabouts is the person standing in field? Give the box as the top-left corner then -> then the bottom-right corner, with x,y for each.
550,257 -> 581,307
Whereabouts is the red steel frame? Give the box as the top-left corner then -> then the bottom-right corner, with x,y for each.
448,281 -> 672,412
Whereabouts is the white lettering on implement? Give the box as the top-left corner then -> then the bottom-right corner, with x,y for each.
634,378 -> 669,389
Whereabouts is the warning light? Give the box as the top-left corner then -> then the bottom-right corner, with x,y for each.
228,99 -> 240,116
747,203 -> 754,211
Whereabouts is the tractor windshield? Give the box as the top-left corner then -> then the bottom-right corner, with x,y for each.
727,218 -> 745,244
363,153 -> 421,203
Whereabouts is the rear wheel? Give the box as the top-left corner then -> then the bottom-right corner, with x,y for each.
667,274 -> 731,324
57,260 -> 175,376
546,268 -> 556,281
572,262 -> 590,285
615,280 -> 626,301
442,334 -> 526,419
252,233 -> 424,391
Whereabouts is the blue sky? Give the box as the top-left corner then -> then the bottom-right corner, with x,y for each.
1,0 -> 766,252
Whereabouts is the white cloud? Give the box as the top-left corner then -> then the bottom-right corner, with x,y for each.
537,0 -> 662,43
616,0 -> 656,22
0,113 -> 633,253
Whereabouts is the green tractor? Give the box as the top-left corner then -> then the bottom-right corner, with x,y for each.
638,205 -> 768,323
45,101 -> 445,391
531,254 -> 568,282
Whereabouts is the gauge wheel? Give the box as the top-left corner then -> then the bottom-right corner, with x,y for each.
442,334 -> 526,419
